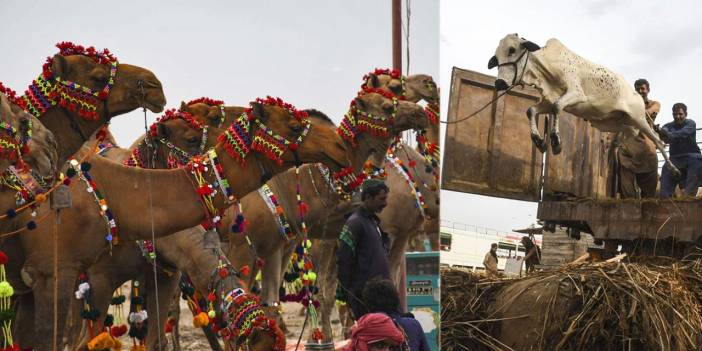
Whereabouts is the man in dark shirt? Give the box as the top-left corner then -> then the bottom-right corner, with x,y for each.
362,278 -> 431,351
337,179 -> 391,320
656,103 -> 702,198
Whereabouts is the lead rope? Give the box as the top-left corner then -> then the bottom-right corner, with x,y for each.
139,81 -> 163,349
53,210 -> 59,351
440,51 -> 529,124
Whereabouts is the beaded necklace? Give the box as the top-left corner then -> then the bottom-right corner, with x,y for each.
386,146 -> 429,218
19,42 -> 118,121
69,159 -> 119,248
187,149 -> 234,230
258,184 -> 294,241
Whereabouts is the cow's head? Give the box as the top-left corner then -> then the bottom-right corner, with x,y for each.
488,33 -> 540,91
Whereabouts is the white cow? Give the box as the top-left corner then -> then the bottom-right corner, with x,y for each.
487,33 -> 679,176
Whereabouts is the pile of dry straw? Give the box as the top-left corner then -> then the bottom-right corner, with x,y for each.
441,256 -> 702,350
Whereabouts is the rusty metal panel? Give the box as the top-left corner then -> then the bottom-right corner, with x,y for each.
538,200 -> 702,243
442,67 -> 544,202
543,118 -> 615,199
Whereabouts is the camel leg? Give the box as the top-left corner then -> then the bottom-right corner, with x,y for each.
145,270 -> 181,351
388,229 -> 414,286
12,292 -> 36,349
319,242 -> 338,343
31,268 -> 78,351
526,101 -> 551,153
261,247 -> 285,329
168,291 -> 182,351
306,240 -> 336,343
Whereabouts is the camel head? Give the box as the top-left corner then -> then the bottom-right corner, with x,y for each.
339,92 -> 427,167
365,69 -> 439,105
219,290 -> 286,351
402,74 -> 439,104
179,98 -> 246,129
220,96 -> 350,173
48,54 -> 167,117
0,93 -> 58,183
147,109 -> 214,168
20,43 -> 166,147
364,68 -> 405,99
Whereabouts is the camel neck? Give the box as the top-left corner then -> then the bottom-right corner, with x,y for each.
39,107 -> 104,163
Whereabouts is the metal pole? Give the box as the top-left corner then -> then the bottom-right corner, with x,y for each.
392,0 -> 408,312
392,0 -> 402,72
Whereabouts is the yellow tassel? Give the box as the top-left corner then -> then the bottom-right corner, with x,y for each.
192,311 -> 210,328
87,331 -> 118,350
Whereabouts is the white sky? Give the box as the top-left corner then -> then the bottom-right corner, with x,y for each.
440,0 -> 702,233
1,0 -> 437,145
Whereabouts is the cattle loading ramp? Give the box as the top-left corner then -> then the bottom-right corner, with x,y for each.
444,67 -> 702,245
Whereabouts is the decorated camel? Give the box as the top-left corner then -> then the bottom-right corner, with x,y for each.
67,101 -> 348,351
12,96 -> 349,351
63,107 -> 229,350
364,69 -> 441,251
301,70 -> 442,341
217,77 -> 434,342
0,42 -> 166,349
135,86 -> 426,348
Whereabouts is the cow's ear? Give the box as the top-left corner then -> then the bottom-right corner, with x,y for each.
488,55 -> 498,69
522,41 -> 540,52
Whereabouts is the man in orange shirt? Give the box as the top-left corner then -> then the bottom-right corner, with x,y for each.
616,78 -> 660,198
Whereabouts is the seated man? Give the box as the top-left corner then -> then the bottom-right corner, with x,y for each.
656,103 -> 702,198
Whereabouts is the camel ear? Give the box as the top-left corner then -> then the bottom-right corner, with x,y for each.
366,73 -> 380,88
51,54 -> 70,77
156,123 -> 169,138
19,117 -> 31,137
251,102 -> 267,122
522,41 -> 540,52
488,55 -> 498,69
354,97 -> 366,110
179,101 -> 188,112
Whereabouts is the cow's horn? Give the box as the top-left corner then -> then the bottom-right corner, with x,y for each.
522,41 -> 540,52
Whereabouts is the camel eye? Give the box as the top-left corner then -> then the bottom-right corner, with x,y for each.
187,137 -> 199,144
508,47 -> 516,55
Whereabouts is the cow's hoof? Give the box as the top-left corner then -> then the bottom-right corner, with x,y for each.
550,134 -> 562,155
531,135 -> 547,153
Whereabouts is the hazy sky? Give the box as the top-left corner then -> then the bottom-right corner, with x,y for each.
440,0 -> 702,232
1,0 -> 438,146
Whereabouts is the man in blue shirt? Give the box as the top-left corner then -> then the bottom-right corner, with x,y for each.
655,103 -> 702,198
337,179 -> 391,320
362,278 -> 431,351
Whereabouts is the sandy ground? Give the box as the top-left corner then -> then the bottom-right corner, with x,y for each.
86,283 -> 344,350
176,301 -> 345,350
